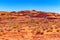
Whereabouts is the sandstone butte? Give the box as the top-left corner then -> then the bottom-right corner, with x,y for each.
0,10 -> 60,40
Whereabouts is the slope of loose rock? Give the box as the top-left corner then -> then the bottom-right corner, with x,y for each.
0,10 -> 60,40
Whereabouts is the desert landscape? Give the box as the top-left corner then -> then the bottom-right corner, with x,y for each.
0,10 -> 60,40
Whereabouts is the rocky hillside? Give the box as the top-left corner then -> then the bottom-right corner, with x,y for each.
0,10 -> 60,40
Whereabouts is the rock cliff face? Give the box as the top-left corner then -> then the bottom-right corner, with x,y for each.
0,10 -> 60,40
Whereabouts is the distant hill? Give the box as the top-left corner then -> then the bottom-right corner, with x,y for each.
0,10 -> 60,18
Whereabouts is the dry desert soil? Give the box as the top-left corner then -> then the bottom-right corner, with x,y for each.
0,10 -> 60,40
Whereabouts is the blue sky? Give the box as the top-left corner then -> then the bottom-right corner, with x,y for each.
0,0 -> 60,13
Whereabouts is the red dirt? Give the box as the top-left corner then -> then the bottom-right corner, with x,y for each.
0,10 -> 60,40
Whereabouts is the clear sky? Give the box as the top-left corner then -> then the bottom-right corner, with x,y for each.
0,0 -> 60,13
